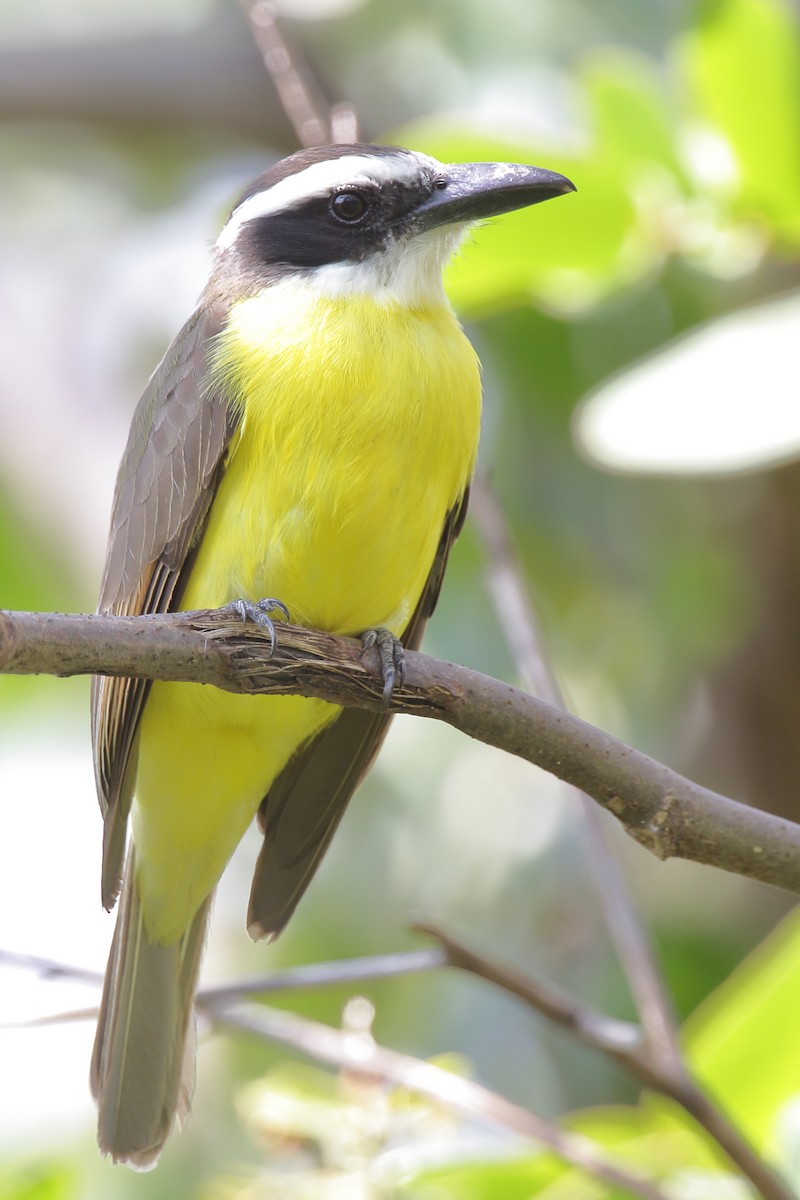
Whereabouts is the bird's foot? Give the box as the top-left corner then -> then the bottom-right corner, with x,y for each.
361,627 -> 405,707
224,597 -> 290,657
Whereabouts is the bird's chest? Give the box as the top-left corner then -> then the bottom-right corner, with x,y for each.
181,288 -> 481,634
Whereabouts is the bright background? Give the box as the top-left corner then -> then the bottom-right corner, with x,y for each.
1,0 -> 800,1196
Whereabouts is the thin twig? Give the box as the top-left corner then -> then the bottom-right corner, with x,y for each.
2,1008 -> 98,1029
238,0 -> 331,147
0,944 -> 445,1002
413,922 -> 644,1066
2,606 -> 800,898
0,947 -> 103,986
470,475 -> 683,1070
470,475 -> 564,703
198,947 -> 446,1002
203,998 -> 672,1200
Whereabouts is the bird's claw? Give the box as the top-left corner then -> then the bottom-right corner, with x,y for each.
224,597 -> 290,657
361,627 -> 405,707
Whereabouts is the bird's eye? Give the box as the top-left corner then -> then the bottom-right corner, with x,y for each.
330,190 -> 370,223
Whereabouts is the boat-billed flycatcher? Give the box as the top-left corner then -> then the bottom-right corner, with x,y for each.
90,143 -> 574,1166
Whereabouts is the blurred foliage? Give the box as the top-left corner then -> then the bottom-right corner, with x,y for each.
210,909 -> 800,1197
2,0 -> 800,1195
677,0 -> 800,244
0,1164 -> 79,1200
684,908 -> 800,1155
400,0 -> 800,312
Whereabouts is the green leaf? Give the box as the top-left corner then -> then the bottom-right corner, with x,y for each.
404,1105 -> 739,1198
579,49 -> 687,185
676,0 -> 800,244
398,1156 -> 564,1200
0,1164 -> 77,1200
683,906 -> 800,1153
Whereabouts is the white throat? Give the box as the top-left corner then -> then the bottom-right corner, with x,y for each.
307,226 -> 466,308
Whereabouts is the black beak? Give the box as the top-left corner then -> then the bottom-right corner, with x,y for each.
413,161 -> 575,232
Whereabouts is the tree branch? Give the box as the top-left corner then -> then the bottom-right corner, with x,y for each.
0,943 -> 666,1196
413,922 -> 797,1200
202,998 -> 671,1200
4,937 -> 791,1199
413,921 -> 644,1068
2,606 -> 800,897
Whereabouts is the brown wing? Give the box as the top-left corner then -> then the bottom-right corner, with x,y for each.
92,304 -> 237,910
247,487 -> 471,939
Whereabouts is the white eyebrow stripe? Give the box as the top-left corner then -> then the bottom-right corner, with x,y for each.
215,151 -> 440,250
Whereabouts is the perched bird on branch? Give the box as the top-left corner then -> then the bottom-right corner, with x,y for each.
89,142 -> 574,1166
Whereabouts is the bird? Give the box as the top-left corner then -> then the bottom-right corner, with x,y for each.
89,142 -> 574,1167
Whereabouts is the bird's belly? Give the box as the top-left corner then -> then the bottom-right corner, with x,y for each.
182,434 -> 443,636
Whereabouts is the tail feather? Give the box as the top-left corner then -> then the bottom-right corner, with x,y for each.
91,848 -> 211,1168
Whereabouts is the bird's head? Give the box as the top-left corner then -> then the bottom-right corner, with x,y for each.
214,143 -> 574,306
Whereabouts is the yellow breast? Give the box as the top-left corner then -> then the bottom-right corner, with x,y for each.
182,280 -> 482,634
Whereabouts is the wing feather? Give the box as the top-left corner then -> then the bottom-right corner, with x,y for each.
92,304 -> 236,910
